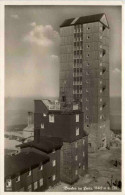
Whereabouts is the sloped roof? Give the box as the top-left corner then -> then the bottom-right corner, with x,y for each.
17,136 -> 63,154
5,151 -> 50,178
60,13 -> 109,28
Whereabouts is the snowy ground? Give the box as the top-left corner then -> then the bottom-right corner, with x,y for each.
46,147 -> 121,192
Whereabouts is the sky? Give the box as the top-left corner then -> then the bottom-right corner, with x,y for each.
5,5 -> 121,98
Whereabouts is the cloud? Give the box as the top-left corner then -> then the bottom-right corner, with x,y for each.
30,22 -> 36,27
11,14 -> 19,19
23,24 -> 60,47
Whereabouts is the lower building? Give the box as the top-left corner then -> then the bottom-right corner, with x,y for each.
5,151 -> 50,192
16,136 -> 63,190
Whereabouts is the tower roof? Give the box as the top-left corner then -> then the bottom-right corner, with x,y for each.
60,13 -> 109,28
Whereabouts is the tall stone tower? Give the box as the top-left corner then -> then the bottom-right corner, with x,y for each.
60,13 -> 110,152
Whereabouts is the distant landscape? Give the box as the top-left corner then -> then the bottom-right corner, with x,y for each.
5,96 -> 121,132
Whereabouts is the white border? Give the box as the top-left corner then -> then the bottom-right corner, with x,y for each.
0,1 -> 124,195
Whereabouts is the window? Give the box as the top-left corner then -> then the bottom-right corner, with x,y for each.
100,89 -> 102,93
86,115 -> 89,119
75,155 -> 78,161
75,142 -> 78,148
49,114 -> 54,123
76,114 -> 79,122
86,98 -> 89,101
100,36 -> 102,39
100,45 -> 102,48
86,107 -> 88,110
100,115 -> 103,119
83,139 -> 85,145
86,89 -> 89,93
76,127 -> 79,136
52,175 -> 56,181
100,80 -> 102,85
16,176 -> 20,182
83,152 -> 85,157
43,113 -> 47,117
100,62 -> 102,66
6,179 -> 12,188
100,107 -> 102,111
100,98 -> 102,102
34,181 -> 38,190
83,165 -> 85,170
40,165 -> 43,171
28,184 -> 32,191
52,160 -> 56,167
41,123 -> 44,129
100,53 -> 102,58
75,170 -> 78,175
100,72 -> 102,75
28,170 -> 31,177
52,149 -> 55,153
39,178 -> 43,187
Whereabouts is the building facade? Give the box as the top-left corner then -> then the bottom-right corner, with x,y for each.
60,13 -> 110,151
34,99 -> 88,184
5,137 -> 63,192
5,151 -> 50,192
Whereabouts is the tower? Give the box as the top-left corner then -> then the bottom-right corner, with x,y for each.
60,13 -> 110,151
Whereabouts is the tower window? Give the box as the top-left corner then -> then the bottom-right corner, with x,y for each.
41,123 -> 44,129
34,181 -> 38,190
75,142 -> 78,148
62,95 -> 66,102
100,80 -> 102,84
75,170 -> 78,175
76,127 -> 79,136
86,115 -> 89,119
83,139 -> 85,145
100,107 -> 102,111
52,175 -> 56,181
100,115 -> 103,119
75,155 -> 78,161
100,98 -> 102,102
39,178 -> 43,187
100,72 -> 102,75
83,152 -> 85,157
100,89 -> 102,93
52,160 -> 56,167
76,114 -> 79,122
49,114 -> 54,123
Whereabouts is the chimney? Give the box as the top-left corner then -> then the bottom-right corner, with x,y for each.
28,112 -> 33,126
